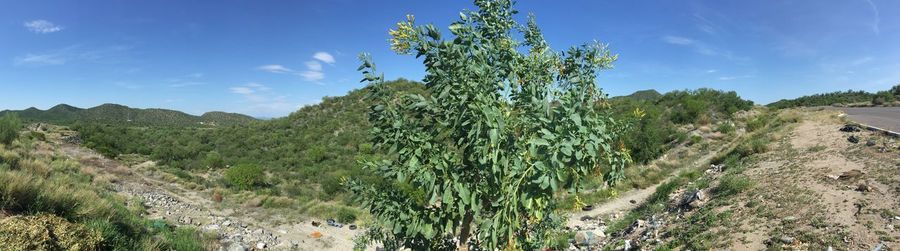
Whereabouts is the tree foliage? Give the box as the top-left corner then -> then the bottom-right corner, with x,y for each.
0,113 -> 22,145
224,164 -> 264,190
346,1 -> 631,249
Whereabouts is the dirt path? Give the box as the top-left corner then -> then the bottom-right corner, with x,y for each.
57,143 -> 363,250
567,132 -> 744,228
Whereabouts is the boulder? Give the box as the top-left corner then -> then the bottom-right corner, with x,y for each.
574,231 -> 600,246
848,136 -> 860,144
866,139 -> 876,146
256,242 -> 267,249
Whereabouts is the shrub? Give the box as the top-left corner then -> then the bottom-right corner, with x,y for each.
224,164 -> 264,190
0,214 -> 103,251
336,207 -> 358,223
717,174 -> 753,196
204,151 -> 224,169
0,113 -> 22,145
716,122 -> 735,134
746,116 -> 769,132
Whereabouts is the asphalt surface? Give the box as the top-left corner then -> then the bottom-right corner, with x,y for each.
837,107 -> 900,133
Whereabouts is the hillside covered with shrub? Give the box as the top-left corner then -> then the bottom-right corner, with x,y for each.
767,84 -> 899,109
0,103 -> 256,127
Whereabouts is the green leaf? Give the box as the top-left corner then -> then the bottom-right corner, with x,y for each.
528,138 -> 549,146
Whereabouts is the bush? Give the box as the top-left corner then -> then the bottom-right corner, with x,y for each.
224,164 -> 264,190
0,113 -> 22,145
0,214 -> 103,251
336,207 -> 357,223
716,122 -> 735,134
204,151 -> 224,169
717,174 -> 753,196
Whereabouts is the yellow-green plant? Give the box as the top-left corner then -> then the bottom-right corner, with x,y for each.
347,1 -> 631,250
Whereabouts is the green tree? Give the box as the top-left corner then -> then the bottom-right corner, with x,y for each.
204,151 -> 224,168
224,164 -> 264,190
0,113 -> 22,145
346,1 -> 631,250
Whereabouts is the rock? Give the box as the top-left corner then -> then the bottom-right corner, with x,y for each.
838,170 -> 863,180
848,136 -> 860,144
681,190 -> 705,209
856,184 -> 872,192
783,216 -> 797,222
866,139 -> 877,146
581,205 -> 594,211
227,243 -> 246,251
256,242 -> 266,249
574,231 -> 600,246
780,236 -> 795,244
629,200 -> 636,204
222,220 -> 231,227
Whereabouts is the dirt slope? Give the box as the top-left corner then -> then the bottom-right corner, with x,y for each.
56,141 -> 363,250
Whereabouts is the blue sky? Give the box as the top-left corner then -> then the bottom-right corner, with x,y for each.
1,0 -> 898,118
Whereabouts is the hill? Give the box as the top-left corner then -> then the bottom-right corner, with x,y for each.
0,103 -> 256,126
767,85 -> 899,109
613,89 -> 662,101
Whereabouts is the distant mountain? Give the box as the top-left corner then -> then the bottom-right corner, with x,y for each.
0,103 -> 256,126
613,89 -> 662,101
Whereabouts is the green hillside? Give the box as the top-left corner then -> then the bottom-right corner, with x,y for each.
614,89 -> 662,101
767,85 -> 899,108
0,103 -> 256,126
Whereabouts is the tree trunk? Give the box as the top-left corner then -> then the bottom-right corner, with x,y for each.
457,212 -> 474,251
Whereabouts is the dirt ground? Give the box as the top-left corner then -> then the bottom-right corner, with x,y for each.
730,110 -> 899,250
52,136 -> 364,250
570,109 -> 899,250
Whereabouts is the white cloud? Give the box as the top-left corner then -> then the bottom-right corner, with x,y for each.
13,44 -> 132,67
662,35 -> 746,61
305,60 -> 322,71
258,52 -> 333,83
313,52 -> 335,64
257,64 -> 293,73
864,0 -> 880,35
24,20 -> 63,34
229,86 -> 254,94
718,75 -> 753,81
300,70 -> 325,82
662,36 -> 695,45
14,53 -> 66,66
706,69 -> 717,73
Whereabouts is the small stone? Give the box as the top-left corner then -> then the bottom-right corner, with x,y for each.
866,139 -> 876,146
783,216 -> 797,223
780,236 -> 795,244
223,220 -> 232,227
256,242 -> 267,249
227,243 -> 246,251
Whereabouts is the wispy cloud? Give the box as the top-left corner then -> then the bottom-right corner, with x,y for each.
662,36 -> 695,45
168,72 -> 207,87
661,35 -> 746,61
229,86 -> 254,95
313,52 -> 335,64
13,45 -> 132,67
864,0 -> 880,35
718,75 -> 754,81
257,64 -> 293,74
24,20 -> 63,34
305,61 -> 322,71
14,53 -> 66,66
228,83 -> 301,117
706,69 -> 718,73
257,52 -> 334,84
114,81 -> 141,89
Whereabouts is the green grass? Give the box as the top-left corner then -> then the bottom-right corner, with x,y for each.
0,137 -> 212,250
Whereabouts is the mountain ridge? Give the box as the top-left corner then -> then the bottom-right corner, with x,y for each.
0,103 -> 257,127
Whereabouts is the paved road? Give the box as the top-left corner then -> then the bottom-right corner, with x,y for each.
837,107 -> 900,133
